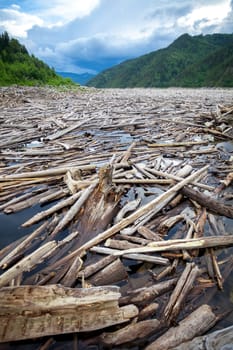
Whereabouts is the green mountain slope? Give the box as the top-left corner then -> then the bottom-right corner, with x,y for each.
0,32 -> 74,86
87,33 -> 233,88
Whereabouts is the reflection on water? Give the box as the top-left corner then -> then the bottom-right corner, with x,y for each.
0,205 -> 41,249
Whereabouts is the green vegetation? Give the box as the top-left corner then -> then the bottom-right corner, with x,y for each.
87,33 -> 233,88
0,32 -> 75,86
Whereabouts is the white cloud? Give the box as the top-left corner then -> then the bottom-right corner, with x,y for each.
177,1 -> 231,32
31,0 -> 101,27
0,6 -> 43,38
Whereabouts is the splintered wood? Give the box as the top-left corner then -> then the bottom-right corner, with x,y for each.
0,87 -> 233,349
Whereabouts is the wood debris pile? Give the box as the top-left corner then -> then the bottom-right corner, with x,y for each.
0,87 -> 232,349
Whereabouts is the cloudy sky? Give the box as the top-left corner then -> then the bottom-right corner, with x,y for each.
0,0 -> 232,74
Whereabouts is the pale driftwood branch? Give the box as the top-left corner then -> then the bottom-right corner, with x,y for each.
164,262 -> 200,323
22,190 -> 82,227
45,118 -> 94,141
113,235 -> 233,256
50,181 -> 98,237
0,221 -> 48,269
0,164 -> 97,182
145,304 -> 218,350
0,241 -> 57,288
0,285 -> 138,342
90,246 -> 170,265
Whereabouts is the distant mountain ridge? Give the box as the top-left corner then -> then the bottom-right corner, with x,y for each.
87,33 -> 233,88
57,71 -> 95,85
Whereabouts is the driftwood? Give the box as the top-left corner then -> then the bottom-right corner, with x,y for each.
164,262 -> 200,323
0,284 -> 138,342
181,186 -> 233,218
114,235 -> 233,256
145,304 -> 218,350
0,87 -> 233,348
172,325 -> 233,350
100,319 -> 161,346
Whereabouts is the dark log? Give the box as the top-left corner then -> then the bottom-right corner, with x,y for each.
181,186 -> 233,218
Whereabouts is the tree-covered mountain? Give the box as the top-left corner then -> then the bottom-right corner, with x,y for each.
87,33 -> 233,88
0,32 -> 74,86
57,71 -> 95,85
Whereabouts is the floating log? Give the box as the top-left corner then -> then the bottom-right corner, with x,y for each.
113,235 -> 233,256
0,284 -> 138,342
100,319 -> 161,346
172,325 -> 233,350
145,304 -> 218,350
181,186 -> 233,218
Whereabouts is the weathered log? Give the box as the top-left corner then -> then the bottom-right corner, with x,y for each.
0,221 -> 48,269
0,232 -> 79,288
138,302 -> 159,320
100,319 -> 161,346
0,241 -> 57,288
119,277 -> 178,306
50,181 -> 98,237
172,325 -> 233,350
113,235 -> 233,256
138,226 -> 164,241
181,186 -> 233,218
145,304 -> 218,350
0,285 -> 138,342
88,258 -> 128,286
90,246 -> 170,265
164,262 -> 200,323
78,255 -> 117,279
22,190 -> 81,227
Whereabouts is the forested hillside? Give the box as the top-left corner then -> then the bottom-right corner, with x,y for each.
87,33 -> 233,88
0,32 -> 73,86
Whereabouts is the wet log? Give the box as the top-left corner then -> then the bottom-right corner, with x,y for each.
0,221 -> 48,269
0,285 -> 138,342
119,277 -> 178,306
145,304 -> 218,350
50,181 -> 98,237
100,319 -> 161,346
181,186 -> 233,218
0,232 -> 78,288
88,258 -> 128,286
22,190 -> 81,227
78,255 -> 117,279
172,325 -> 233,350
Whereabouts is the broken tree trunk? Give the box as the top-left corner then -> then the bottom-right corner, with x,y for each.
0,284 -> 138,342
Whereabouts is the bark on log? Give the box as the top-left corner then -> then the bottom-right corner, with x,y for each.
0,285 -> 138,342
